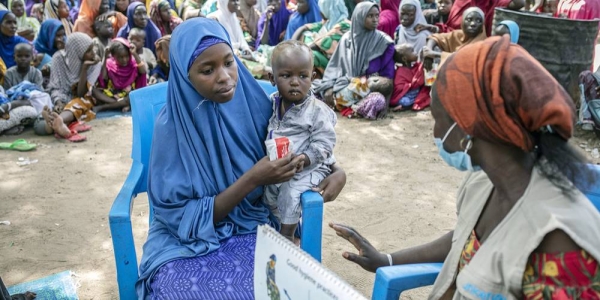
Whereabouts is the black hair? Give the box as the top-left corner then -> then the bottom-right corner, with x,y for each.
14,42 -> 33,54
271,40 -> 313,70
129,27 -> 146,38
93,19 -> 111,35
109,41 -> 129,56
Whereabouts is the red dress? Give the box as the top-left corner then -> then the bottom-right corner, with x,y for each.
390,62 -> 431,111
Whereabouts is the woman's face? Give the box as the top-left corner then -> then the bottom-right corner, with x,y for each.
188,43 -> 239,104
296,0 -> 309,14
116,0 -> 129,12
54,28 -> 66,49
400,4 -> 416,28
437,0 -> 452,15
58,0 -> 71,19
227,0 -> 240,13
160,5 -> 171,22
363,6 -> 379,31
99,0 -> 111,15
267,0 -> 281,12
462,11 -> 483,37
0,13 -> 18,37
133,6 -> 149,28
82,44 -> 96,61
11,1 -> 25,18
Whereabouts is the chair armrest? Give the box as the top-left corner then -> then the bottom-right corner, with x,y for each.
109,161 -> 144,300
371,263 -> 443,300
300,191 -> 323,262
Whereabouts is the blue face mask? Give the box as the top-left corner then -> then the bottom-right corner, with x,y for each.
434,122 -> 481,172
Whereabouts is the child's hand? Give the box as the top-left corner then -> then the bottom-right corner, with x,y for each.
129,43 -> 137,54
248,154 -> 304,186
295,154 -> 308,172
148,76 -> 158,85
84,56 -> 101,67
105,47 -> 111,57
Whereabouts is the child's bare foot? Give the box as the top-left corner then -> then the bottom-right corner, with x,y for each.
51,112 -> 71,138
41,106 -> 55,133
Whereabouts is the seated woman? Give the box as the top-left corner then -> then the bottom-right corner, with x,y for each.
443,0 -> 524,36
395,0 -> 431,53
283,0 -> 321,40
237,0 -> 260,50
290,0 -> 350,77
44,0 -> 74,35
0,11 -> 30,69
117,2 -> 162,53
332,35 -> 600,299
95,37 -> 147,113
377,0 -> 400,38
11,0 -> 40,41
150,0 -> 183,36
41,32 -> 102,142
422,7 -> 486,69
312,2 -> 394,115
135,18 -> 346,299
34,20 -> 66,87
391,44 -> 430,111
208,0 -> 252,53
73,0 -> 127,38
421,0 -> 452,33
256,0 -> 291,48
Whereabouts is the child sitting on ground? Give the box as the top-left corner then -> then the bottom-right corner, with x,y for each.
263,40 -> 337,242
92,19 -> 114,60
149,35 -> 170,85
390,43 -> 431,111
94,37 -> 147,113
129,27 -> 157,71
3,43 -> 43,90
351,76 -> 393,119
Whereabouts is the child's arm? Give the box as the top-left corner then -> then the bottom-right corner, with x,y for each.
92,87 -> 117,104
302,103 -> 337,168
130,44 -> 148,74
101,48 -> 109,82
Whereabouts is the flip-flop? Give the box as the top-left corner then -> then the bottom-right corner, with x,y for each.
55,130 -> 87,143
68,121 -> 92,133
0,139 -> 37,151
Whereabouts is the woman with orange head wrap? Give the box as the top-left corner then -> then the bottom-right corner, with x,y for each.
331,35 -> 600,299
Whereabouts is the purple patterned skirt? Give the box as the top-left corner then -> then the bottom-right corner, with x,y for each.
149,233 -> 256,300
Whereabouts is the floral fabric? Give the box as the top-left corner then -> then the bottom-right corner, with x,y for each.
302,19 -> 351,74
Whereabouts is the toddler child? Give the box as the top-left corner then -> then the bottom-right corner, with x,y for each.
3,43 -> 43,90
263,40 -> 337,242
390,43 -> 431,111
129,27 -> 157,70
92,19 -> 114,60
94,38 -> 148,113
149,35 -> 170,85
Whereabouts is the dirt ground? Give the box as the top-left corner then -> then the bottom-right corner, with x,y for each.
0,110 -> 599,299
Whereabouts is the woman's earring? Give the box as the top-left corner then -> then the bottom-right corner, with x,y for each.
460,135 -> 472,150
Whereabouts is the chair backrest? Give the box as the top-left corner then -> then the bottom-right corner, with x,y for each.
584,164 -> 600,210
128,80 -> 277,193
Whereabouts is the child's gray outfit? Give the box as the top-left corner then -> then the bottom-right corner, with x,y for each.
3,66 -> 43,90
263,92 -> 337,225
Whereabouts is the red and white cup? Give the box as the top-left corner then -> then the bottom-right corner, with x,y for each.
265,137 -> 293,161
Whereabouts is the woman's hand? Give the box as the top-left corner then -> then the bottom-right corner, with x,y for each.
83,56 -> 101,68
98,11 -> 116,21
248,154 -> 303,186
323,88 -> 335,108
311,166 -> 345,202
329,223 -> 389,273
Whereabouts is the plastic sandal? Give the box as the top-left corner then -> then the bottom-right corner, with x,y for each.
0,139 -> 37,151
55,130 -> 87,142
68,121 -> 92,133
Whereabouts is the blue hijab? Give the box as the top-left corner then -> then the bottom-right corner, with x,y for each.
499,20 -> 520,44
136,18 -> 274,298
34,19 -> 64,57
284,0 -> 322,40
0,11 -> 29,68
116,2 -> 161,53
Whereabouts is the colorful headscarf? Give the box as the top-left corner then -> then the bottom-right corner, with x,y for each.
208,0 -> 250,50
318,0 -> 348,31
10,0 -> 40,37
434,35 -> 575,151
498,20 -> 519,44
100,37 -> 147,90
256,0 -> 291,47
117,1 -> 162,52
34,19 -> 64,56
149,0 -> 182,36
136,18 -> 273,298
0,11 -> 30,68
284,0 -> 322,40
44,0 -> 74,35
395,0 -> 430,52
73,0 -> 127,38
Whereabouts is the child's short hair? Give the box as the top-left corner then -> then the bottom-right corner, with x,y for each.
129,27 -> 146,38
14,42 -> 33,54
93,19 -> 111,35
271,40 -> 313,70
394,43 -> 413,64
368,76 -> 393,98
109,40 -> 129,55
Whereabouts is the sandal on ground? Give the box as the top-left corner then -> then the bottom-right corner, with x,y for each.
55,130 -> 87,142
67,121 -> 92,133
0,138 -> 37,151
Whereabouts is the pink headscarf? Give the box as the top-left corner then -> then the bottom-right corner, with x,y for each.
100,37 -> 147,90
378,0 -> 401,37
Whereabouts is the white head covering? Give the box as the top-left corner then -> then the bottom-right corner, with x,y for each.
395,0 -> 430,52
208,0 -> 250,51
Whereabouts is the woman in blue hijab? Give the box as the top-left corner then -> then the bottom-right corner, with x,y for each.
284,0 -> 321,40
116,1 -> 161,53
0,11 -> 29,68
136,18 -> 346,299
34,19 -> 65,57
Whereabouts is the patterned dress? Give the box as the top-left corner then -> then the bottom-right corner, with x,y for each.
459,230 -> 600,299
301,20 -> 351,76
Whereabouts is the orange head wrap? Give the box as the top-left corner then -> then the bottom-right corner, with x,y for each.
434,35 -> 575,152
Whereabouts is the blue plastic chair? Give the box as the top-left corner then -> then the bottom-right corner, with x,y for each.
108,80 -> 324,300
372,164 -> 600,300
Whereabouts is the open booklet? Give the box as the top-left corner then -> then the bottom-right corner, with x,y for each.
254,225 -> 367,300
